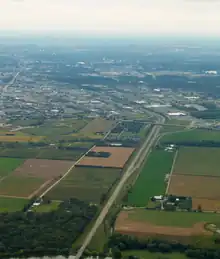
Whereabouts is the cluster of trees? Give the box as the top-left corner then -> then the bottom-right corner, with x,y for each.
86,151 -> 111,158
109,234 -> 220,259
0,198 -> 97,258
191,110 -> 220,120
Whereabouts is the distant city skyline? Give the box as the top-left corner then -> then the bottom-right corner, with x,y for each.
0,0 -> 219,36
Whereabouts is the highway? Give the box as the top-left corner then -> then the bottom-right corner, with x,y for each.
75,114 -> 165,259
2,71 -> 20,92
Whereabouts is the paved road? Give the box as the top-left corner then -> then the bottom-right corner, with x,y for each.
2,71 -> 20,92
75,115 -> 165,259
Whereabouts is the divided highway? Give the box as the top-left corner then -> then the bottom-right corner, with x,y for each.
75,115 -> 165,259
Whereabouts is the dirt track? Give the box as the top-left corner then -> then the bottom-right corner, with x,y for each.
115,211 -> 211,237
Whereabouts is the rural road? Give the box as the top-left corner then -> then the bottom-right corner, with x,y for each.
75,114 -> 165,259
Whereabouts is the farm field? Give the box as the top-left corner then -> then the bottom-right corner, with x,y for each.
21,118 -> 88,138
0,159 -> 73,198
0,175 -> 45,198
122,250 -> 189,259
0,158 -> 24,177
160,129 -> 220,143
0,197 -> 28,212
127,150 -> 175,207
0,135 -> 44,142
173,147 -> 220,177
80,118 -> 115,135
168,175 -> 220,211
0,147 -> 83,160
77,146 -> 134,168
46,167 -> 121,203
159,125 -> 187,134
115,209 -> 220,241
13,159 -> 74,179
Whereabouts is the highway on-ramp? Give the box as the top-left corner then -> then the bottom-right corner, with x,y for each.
75,115 -> 165,259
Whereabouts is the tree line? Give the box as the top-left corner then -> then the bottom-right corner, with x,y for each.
109,234 -> 220,259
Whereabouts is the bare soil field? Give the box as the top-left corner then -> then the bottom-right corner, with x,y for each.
80,118 -> 115,134
168,175 -> 220,200
13,159 -> 74,179
192,198 -> 220,211
168,175 -> 220,211
77,146 -> 134,168
115,211 -> 211,239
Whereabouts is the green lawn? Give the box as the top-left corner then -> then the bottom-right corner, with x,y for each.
160,129 -> 220,143
123,250 -> 189,259
0,158 -> 24,177
127,209 -> 220,228
0,197 -> 28,212
127,150 -> 175,206
46,167 -> 121,203
33,201 -> 61,212
174,147 -> 220,176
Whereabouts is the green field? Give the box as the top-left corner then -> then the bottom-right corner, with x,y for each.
174,147 -> 220,176
160,125 -> 187,134
21,119 -> 88,138
46,167 -> 121,203
123,250 -> 189,259
127,150 -> 175,206
0,158 -> 24,177
0,147 -> 83,161
160,129 -> 220,143
127,209 -> 220,228
0,175 -> 44,197
0,197 -> 28,212
166,119 -> 190,126
33,201 -> 61,212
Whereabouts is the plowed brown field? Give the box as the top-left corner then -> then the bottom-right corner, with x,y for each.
168,175 -> 220,211
115,211 -> 211,239
77,146 -> 134,168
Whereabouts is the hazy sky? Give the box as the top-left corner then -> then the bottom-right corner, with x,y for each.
0,0 -> 220,36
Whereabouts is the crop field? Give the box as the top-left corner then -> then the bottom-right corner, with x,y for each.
167,147 -> 220,211
127,150 -> 175,206
13,159 -> 74,179
46,167 -> 121,203
160,129 -> 220,144
0,175 -> 45,198
115,209 -> 220,241
21,119 -> 88,137
0,135 -> 44,142
0,147 -> 83,160
0,197 -> 28,212
0,158 -> 24,177
173,147 -> 220,177
0,159 -> 73,198
77,146 -> 134,168
122,251 -> 188,259
80,118 -> 115,135
168,175 -> 220,211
